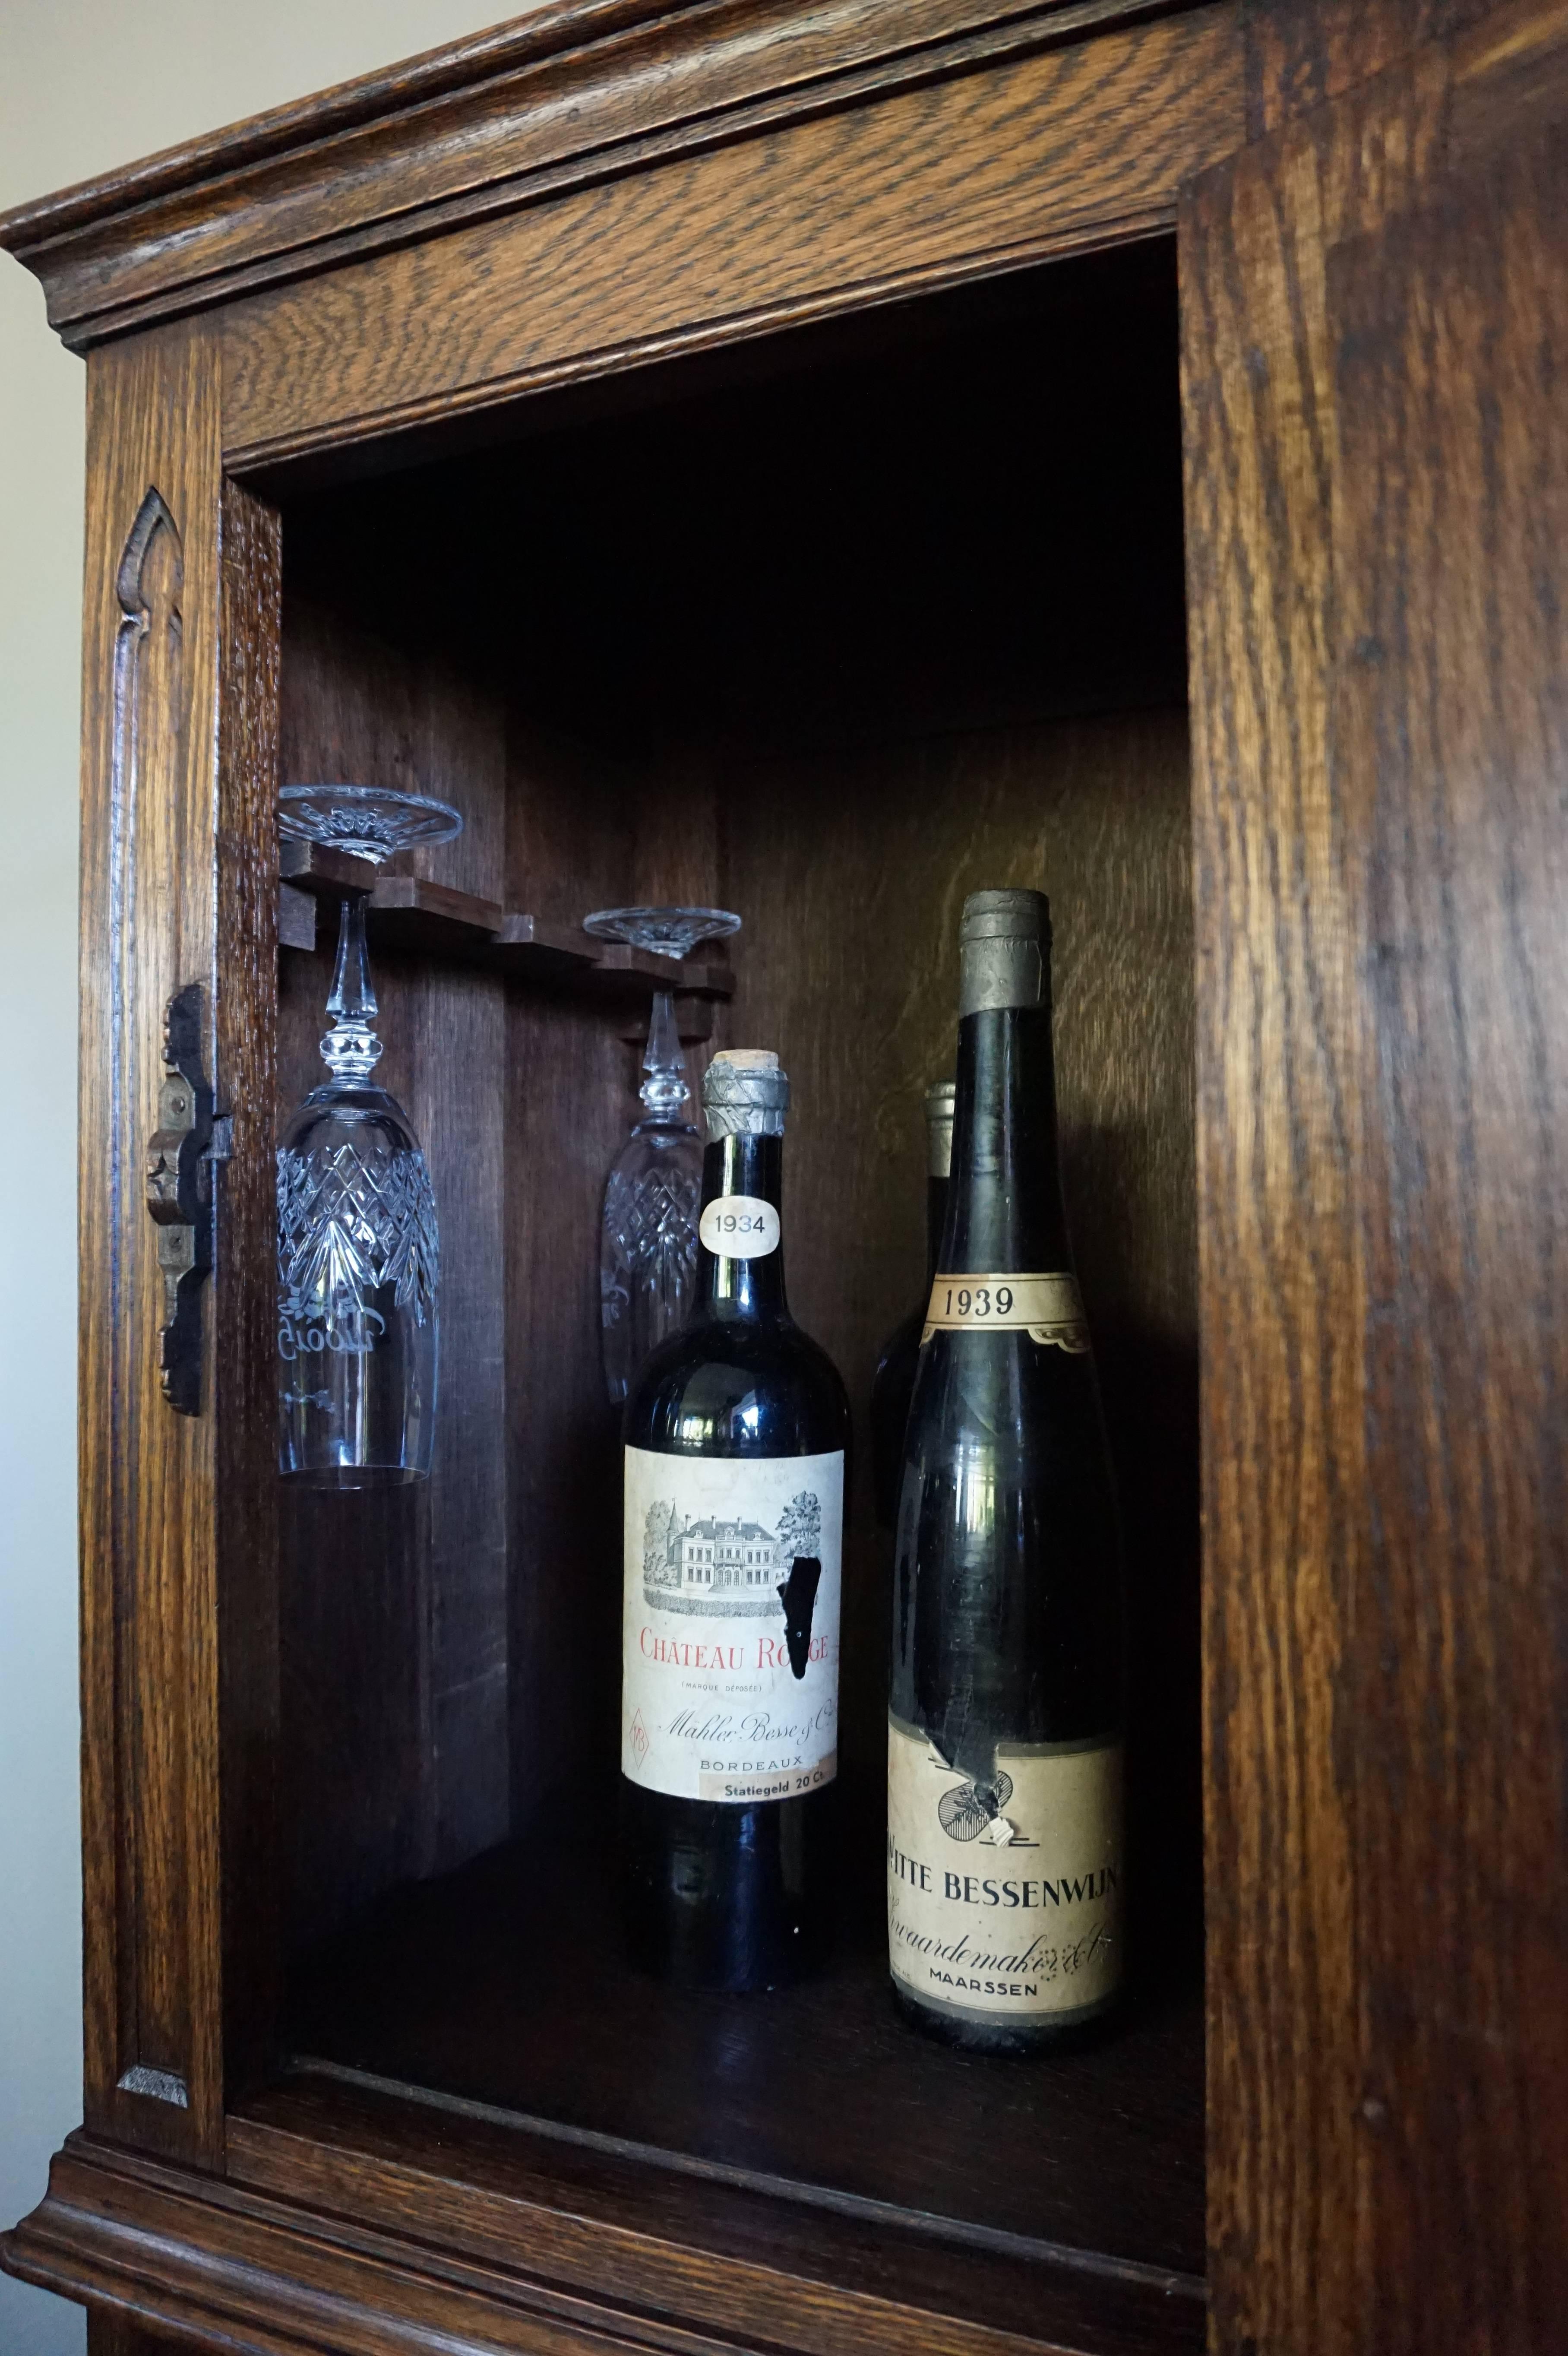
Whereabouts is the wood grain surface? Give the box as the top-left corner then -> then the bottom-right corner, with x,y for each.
0,0 -> 678,240
730,708 -> 1198,1956
190,230 -> 1204,2356
1182,44 -> 1463,2347
1329,115 -> 1568,2355
1243,0 -> 1456,134
503,722 -> 650,1830
219,4 -> 1239,470
276,596 -> 511,1948
77,324 -> 229,2165
238,2074 -> 1196,2356
1182,119 -> 1363,2356
1186,6 -> 1568,2349
19,2 -> 1568,2350
0,1 -> 1225,355
265,235 -> 1197,1926
86,2314 -> 174,2355
214,478 -> 284,2107
7,2122 -> 1202,2356
283,1833 -> 1204,2297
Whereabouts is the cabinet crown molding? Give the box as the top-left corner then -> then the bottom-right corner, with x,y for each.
0,0 -> 1192,353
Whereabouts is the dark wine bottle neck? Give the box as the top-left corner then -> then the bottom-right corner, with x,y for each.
697,1133 -> 790,1320
924,1175 -> 948,1285
940,1006 -> 1071,1273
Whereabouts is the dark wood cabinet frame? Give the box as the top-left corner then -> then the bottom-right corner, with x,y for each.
4,1 -> 1567,2350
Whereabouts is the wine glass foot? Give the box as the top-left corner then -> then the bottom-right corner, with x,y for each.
583,904 -> 741,961
280,783 -> 464,866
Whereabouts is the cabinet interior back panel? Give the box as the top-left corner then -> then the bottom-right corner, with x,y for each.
272,232 -> 1197,1969
726,705 -> 1198,1955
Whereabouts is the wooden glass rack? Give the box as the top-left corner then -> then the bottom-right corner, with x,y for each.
279,839 -> 736,1014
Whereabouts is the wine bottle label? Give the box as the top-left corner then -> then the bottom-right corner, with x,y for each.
886,1715 -> 1123,2021
622,1445 -> 843,1802
698,1196 -> 781,1257
920,1270 -> 1089,1352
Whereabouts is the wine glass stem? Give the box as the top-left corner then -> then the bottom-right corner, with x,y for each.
640,988 -> 689,1119
321,893 -> 384,1079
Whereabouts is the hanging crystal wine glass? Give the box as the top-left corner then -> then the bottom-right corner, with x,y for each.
276,785 -> 463,1485
584,906 -> 742,1404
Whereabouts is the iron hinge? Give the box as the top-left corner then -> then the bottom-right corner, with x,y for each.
145,982 -> 215,1416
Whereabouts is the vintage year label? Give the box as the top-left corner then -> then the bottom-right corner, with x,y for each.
623,1446 -> 842,1802
886,1716 -> 1123,2021
921,1269 -> 1089,1352
698,1196 -> 781,1257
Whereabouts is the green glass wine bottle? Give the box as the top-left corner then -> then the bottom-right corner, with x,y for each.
870,1079 -> 955,1533
888,889 -> 1125,2051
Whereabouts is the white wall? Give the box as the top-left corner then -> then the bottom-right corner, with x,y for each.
0,8 -> 537,2347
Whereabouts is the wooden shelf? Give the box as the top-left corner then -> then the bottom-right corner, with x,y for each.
279,839 -> 382,898
272,1831 -> 1206,2355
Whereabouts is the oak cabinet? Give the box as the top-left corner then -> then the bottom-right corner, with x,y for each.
2,4 -> 1565,2352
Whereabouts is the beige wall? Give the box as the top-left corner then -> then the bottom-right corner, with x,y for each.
0,8 -> 537,2346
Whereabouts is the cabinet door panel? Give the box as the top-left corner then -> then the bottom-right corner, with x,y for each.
1328,118 -> 1568,2352
79,324 -> 279,2160
1183,101 -> 1366,2356
1187,6 -> 1568,2347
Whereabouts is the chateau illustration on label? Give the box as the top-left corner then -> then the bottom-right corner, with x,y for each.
643,1488 -> 822,1623
623,1448 -> 842,1797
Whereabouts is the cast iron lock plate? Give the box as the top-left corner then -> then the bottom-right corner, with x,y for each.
145,982 -> 222,1415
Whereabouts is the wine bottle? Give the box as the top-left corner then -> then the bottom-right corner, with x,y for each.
869,1079 -> 955,1530
621,1048 -> 850,1989
888,889 -> 1124,2051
